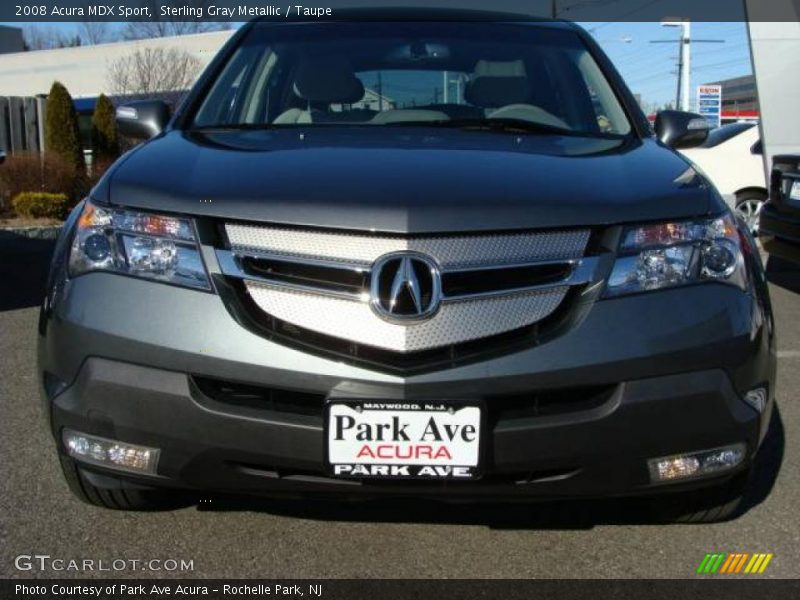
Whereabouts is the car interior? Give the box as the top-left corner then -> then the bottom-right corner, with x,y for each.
271,56 -> 573,129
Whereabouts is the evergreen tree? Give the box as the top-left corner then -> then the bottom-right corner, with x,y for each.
44,81 -> 85,173
91,94 -> 119,163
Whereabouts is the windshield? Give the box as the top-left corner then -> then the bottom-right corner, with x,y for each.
700,122 -> 756,148
191,22 -> 632,137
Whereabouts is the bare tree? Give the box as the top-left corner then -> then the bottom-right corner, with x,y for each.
107,47 -> 202,105
121,1 -> 230,40
79,22 -> 114,46
23,25 -> 81,50
122,21 -> 229,40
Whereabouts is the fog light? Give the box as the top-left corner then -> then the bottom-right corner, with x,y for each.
648,443 -> 746,483
744,387 -> 768,413
63,430 -> 159,475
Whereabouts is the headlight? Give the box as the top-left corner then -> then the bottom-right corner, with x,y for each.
69,200 -> 210,290
604,213 -> 747,297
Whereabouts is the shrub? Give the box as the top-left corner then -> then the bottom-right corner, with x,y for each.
91,94 -> 119,163
45,81 -> 85,173
0,153 -> 89,207
12,192 -> 72,219
0,152 -> 86,212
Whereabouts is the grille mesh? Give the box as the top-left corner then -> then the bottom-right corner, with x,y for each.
245,281 -> 568,353
226,224 -> 590,269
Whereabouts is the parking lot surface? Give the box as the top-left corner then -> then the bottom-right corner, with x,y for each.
1,235 -> 798,579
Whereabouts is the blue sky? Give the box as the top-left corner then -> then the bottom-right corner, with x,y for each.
3,20 -> 752,110
581,21 -> 752,111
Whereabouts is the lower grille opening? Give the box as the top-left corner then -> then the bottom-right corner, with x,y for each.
191,376 -> 615,424
490,385 -> 618,423
232,463 -> 363,486
192,376 -> 325,417
232,461 -> 578,487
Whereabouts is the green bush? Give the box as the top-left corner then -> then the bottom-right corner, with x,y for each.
45,81 -> 85,173
91,94 -> 119,163
12,192 -> 72,219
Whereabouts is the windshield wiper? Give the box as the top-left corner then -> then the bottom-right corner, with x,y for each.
189,123 -> 280,131
385,118 -> 599,138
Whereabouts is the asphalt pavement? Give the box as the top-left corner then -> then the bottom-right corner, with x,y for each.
1,233 -> 799,579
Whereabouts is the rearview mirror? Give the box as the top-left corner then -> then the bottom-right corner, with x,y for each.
387,42 -> 451,63
654,110 -> 711,149
116,100 -> 171,140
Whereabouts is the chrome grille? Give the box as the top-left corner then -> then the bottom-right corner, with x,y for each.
219,224 -> 597,354
245,281 -> 569,353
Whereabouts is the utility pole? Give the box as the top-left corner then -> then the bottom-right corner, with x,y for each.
652,21 -> 723,112
681,22 -> 691,112
377,72 -> 383,111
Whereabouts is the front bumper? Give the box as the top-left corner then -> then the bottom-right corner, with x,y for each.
39,273 -> 776,500
760,202 -> 800,264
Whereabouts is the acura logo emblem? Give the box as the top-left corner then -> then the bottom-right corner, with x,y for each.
370,253 -> 442,322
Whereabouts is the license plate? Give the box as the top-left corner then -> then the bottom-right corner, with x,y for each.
325,401 -> 482,480
790,180 -> 800,206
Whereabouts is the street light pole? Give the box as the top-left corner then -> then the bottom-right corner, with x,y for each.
680,21 -> 691,111
653,20 -> 722,112
660,21 -> 690,111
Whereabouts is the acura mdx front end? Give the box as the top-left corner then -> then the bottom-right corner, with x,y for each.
38,11 -> 776,522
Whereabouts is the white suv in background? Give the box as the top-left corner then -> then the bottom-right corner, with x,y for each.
680,122 -> 767,234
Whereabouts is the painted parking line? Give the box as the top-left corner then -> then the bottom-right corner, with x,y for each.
777,350 -> 800,359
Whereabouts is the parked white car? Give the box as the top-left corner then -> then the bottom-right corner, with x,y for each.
680,123 -> 767,233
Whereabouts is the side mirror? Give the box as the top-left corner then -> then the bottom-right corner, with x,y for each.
0,150 -> 6,165
116,100 -> 171,140
654,110 -> 711,149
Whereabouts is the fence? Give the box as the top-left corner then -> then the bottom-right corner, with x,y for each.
0,95 -> 46,154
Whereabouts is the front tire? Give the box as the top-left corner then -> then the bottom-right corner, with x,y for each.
58,454 -> 185,511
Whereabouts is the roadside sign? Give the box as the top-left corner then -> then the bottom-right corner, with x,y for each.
697,85 -> 722,128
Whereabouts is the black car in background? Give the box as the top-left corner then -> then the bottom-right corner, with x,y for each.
761,155 -> 800,263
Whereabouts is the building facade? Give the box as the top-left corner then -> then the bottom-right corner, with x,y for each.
0,26 -> 24,54
704,74 -> 760,123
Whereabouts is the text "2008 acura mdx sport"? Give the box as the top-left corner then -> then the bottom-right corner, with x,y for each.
39,10 -> 777,522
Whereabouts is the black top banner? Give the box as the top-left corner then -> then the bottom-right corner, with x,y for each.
2,0 -> 800,23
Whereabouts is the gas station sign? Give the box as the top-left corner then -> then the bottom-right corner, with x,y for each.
697,85 -> 722,129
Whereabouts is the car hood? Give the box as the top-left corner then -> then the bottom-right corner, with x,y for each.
98,128 -> 714,234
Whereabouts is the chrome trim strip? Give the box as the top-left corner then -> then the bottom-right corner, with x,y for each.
441,256 -> 601,302
226,249 -> 371,272
443,258 -> 580,273
216,250 -> 367,301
